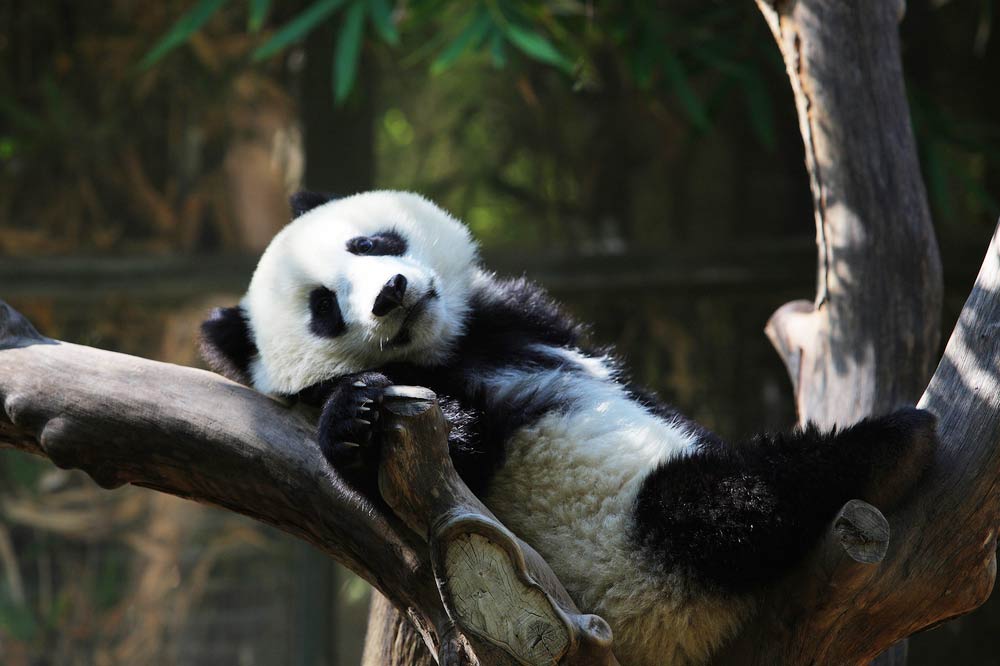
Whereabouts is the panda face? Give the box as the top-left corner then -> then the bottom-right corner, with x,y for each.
241,190 -> 478,395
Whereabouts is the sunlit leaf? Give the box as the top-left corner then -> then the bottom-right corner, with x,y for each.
663,54 -> 710,131
334,1 -> 367,103
253,0 -> 348,61
503,23 -> 573,72
431,7 -> 492,74
368,0 -> 398,44
138,0 -> 230,70
248,0 -> 270,32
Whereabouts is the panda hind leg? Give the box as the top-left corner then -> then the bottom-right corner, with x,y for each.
632,407 -> 937,595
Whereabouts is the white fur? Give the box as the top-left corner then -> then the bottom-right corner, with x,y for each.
243,191 -> 478,394
481,351 -> 750,665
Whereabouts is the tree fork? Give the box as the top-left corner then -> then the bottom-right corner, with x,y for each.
741,0 -> 996,664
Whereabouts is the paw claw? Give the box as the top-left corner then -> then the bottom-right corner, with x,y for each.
352,380 -> 367,388
340,441 -> 360,448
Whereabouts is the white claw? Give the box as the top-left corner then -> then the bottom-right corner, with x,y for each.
354,418 -> 371,427
340,441 -> 360,448
352,381 -> 366,388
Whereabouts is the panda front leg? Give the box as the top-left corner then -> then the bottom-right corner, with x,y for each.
316,372 -> 483,483
317,371 -> 394,471
633,407 -> 937,594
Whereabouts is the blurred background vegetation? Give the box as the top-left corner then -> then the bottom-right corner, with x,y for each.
1,0 -> 998,664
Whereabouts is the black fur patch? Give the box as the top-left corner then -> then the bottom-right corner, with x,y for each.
290,191 -> 336,218
301,274 -> 582,495
308,287 -> 346,338
632,407 -> 937,594
199,306 -> 258,384
347,230 -> 408,257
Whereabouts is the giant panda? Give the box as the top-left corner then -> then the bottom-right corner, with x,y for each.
200,190 -> 936,666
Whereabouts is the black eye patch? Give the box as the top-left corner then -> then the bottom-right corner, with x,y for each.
346,230 -> 407,256
308,287 -> 346,338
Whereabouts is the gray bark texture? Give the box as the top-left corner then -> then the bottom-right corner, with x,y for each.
757,0 -> 943,428
743,0 -> 996,664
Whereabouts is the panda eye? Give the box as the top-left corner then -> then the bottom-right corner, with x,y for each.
351,237 -> 375,254
308,287 -> 345,338
347,231 -> 407,256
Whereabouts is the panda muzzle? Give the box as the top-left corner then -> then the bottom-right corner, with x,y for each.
372,274 -> 408,316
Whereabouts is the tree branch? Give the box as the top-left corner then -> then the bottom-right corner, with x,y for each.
0,300 -> 619,665
0,300 -> 447,654
715,222 -> 1000,664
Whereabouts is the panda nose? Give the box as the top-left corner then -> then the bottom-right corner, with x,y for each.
372,274 -> 408,316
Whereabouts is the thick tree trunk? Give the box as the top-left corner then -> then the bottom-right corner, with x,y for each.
722,1 -> 997,664
758,0 -> 943,428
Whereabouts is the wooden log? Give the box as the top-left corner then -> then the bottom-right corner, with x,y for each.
0,299 -> 452,656
0,298 -> 623,664
377,387 -> 619,666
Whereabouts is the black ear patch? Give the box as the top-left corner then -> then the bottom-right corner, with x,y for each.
290,191 -> 337,218
199,306 -> 258,385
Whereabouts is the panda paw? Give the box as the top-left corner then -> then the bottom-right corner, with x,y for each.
317,371 -> 393,470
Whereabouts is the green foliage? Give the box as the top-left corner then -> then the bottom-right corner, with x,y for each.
137,0 -> 232,70
248,0 -> 270,32
431,6 -> 492,74
252,0 -> 349,61
334,2 -> 367,102
0,586 -> 38,643
502,23 -> 574,73
369,0 -> 399,45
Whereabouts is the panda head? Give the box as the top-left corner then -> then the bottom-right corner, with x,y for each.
200,190 -> 478,395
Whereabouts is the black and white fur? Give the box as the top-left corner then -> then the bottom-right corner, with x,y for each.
201,190 -> 936,666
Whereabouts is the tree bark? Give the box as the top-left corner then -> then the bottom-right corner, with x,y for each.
713,221 -> 1000,665
0,301 -> 617,666
758,0 -> 943,429
0,301 -> 448,655
736,0 -> 996,663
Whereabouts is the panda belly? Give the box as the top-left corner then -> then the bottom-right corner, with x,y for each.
480,365 -> 752,665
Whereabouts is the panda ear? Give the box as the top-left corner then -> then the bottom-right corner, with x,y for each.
199,306 -> 258,385
290,191 -> 336,218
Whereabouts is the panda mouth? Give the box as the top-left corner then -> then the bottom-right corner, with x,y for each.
388,287 -> 438,347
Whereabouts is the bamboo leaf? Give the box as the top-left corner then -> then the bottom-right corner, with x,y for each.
663,54 -> 710,131
741,72 -> 776,150
138,0 -> 230,70
253,0 -> 348,61
334,1 -> 367,103
248,0 -> 270,32
431,7 -> 492,74
368,0 -> 398,44
503,23 -> 573,72
489,31 -> 507,69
